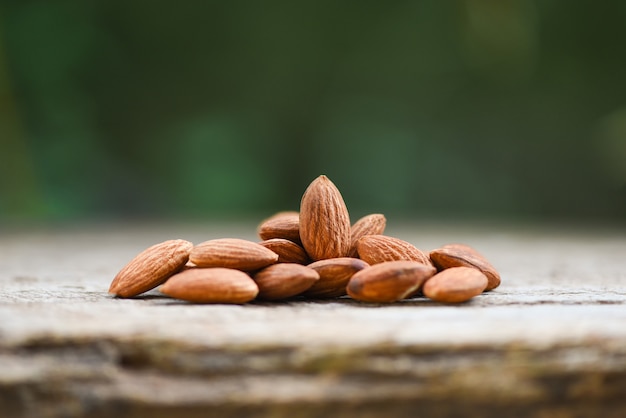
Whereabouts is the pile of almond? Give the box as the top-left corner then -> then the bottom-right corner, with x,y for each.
109,175 -> 501,304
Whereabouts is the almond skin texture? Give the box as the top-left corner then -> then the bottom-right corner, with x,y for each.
189,238 -> 278,271
303,257 -> 370,298
257,211 -> 301,244
299,175 -> 351,261
422,267 -> 488,303
160,268 -> 258,304
259,238 -> 310,264
109,239 -> 193,298
429,244 -> 501,291
357,235 -> 431,266
347,261 -> 436,303
253,263 -> 319,300
348,214 -> 387,257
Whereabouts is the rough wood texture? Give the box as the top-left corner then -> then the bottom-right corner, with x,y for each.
1,222 -> 625,417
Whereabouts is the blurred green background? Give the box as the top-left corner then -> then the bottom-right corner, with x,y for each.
1,0 -> 625,225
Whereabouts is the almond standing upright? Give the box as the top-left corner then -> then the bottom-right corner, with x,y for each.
299,175 -> 351,261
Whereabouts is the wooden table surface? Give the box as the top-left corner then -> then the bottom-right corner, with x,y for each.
1,221 -> 625,417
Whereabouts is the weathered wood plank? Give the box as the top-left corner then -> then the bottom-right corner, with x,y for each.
1,223 -> 625,417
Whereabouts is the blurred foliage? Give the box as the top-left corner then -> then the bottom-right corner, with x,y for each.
1,0 -> 625,223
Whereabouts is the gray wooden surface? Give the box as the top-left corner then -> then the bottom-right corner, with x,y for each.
1,222 -> 625,417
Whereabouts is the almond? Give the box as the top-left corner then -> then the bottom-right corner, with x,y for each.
160,268 -> 258,304
190,238 -> 278,271
303,257 -> 369,298
299,175 -> 351,261
257,211 -> 301,244
259,238 -> 310,264
429,244 -> 500,291
253,263 -> 319,300
348,214 -> 386,257
347,260 -> 436,303
109,239 -> 193,298
356,235 -> 431,266
422,267 -> 488,303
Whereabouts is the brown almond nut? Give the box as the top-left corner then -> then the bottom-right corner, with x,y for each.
303,257 -> 370,298
356,235 -> 431,266
109,239 -> 193,298
160,268 -> 258,304
259,238 -> 310,264
299,175 -> 351,261
422,267 -> 488,303
257,211 -> 301,244
253,263 -> 319,300
189,238 -> 278,271
348,214 -> 387,257
429,244 -> 501,291
347,261 -> 436,303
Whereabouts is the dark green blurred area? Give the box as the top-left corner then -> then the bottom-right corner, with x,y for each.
1,0 -> 625,224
